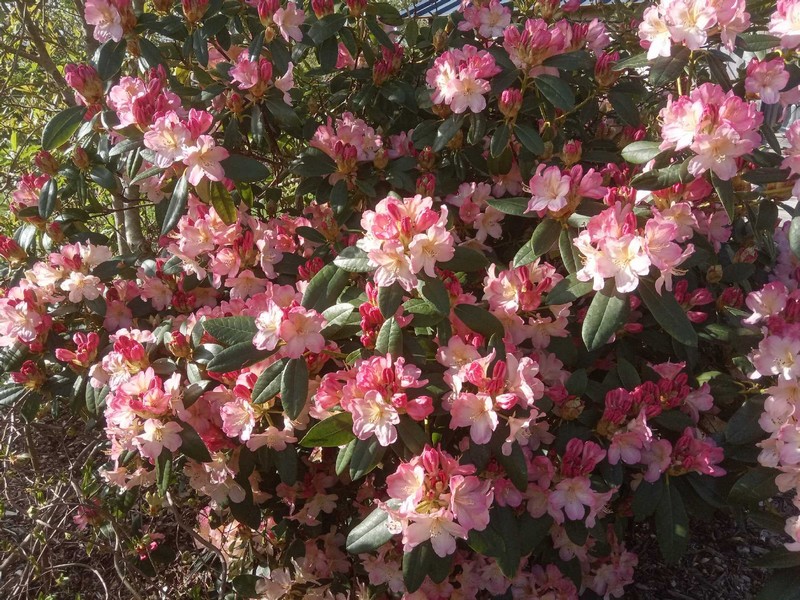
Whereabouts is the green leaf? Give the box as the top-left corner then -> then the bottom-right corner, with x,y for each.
514,123 -> 544,155
41,106 -> 87,150
156,449 -> 173,496
396,417 -> 427,454
738,33 -> 781,52
630,161 -> 691,190
206,342 -> 273,373
438,246 -> 490,272
336,439 -> 356,475
490,123 -> 510,158
38,179 -> 58,219
301,263 -> 350,312
725,398 -> 766,445
513,218 -> 561,267
728,467 -> 779,505
346,504 -> 396,553
308,13 -> 347,44
209,181 -> 237,224
432,114 -> 465,153
300,412 -> 355,447
229,483 -> 261,529
582,282 -> 629,351
496,442 -> 527,492
534,75 -> 575,111
649,46 -> 690,86
546,273 -> 594,305
542,50 -> 594,71
161,176 -> 189,235
334,246 -> 374,272
94,38 -> 127,80
609,88 -> 640,126
559,227 -> 582,274
655,478 -> 689,564
466,506 -> 521,577
378,283 -> 404,318
220,154 -> 270,182
486,197 -> 531,217
232,574 -> 261,598
711,172 -> 736,222
178,422 -> 211,462
613,52 -> 649,71
621,141 -> 662,165
252,358 -> 289,405
203,316 -> 257,346
403,541 -> 453,592
375,317 -> 403,356
281,358 -> 309,420
320,303 -> 356,337
350,437 -> 386,480
638,279 -> 697,347
632,477 -> 664,521
90,165 -> 120,191
272,445 -> 298,485
419,277 -> 450,315
454,304 -> 504,339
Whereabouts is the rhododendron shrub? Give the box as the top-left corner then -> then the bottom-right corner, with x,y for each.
3,0 -> 800,597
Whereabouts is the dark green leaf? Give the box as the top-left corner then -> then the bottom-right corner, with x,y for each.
655,479 -> 689,564
535,75 -> 575,111
454,304 -> 504,339
375,317 -> 403,356
203,316 -> 258,346
38,179 -> 58,219
378,283 -> 404,318
209,181 -> 237,224
252,358 -> 289,405
320,303 -> 356,337
281,358 -> 309,420
609,89 -> 640,126
632,478 -> 664,521
486,196 -> 531,217
546,273 -> 594,305
513,218 -> 561,267
300,412 -> 355,447
752,548 -> 800,569
514,123 -> 544,155
206,342 -> 273,373
178,422 -> 211,462
638,279 -> 697,347
728,467 -> 779,505
712,172 -> 736,222
334,246 -> 374,272
439,246 -> 490,272
789,217 -> 800,259
308,14 -> 347,44
346,504 -> 396,553
490,123 -> 510,158
349,437 -> 386,480
161,176 -> 189,235
156,449 -> 172,496
220,154 -> 270,182
649,46 -> 690,86
432,114 -> 465,153
403,541 -> 453,592
301,263 -> 351,312
582,282 -> 629,351
95,39 -> 127,80
419,277 -> 450,315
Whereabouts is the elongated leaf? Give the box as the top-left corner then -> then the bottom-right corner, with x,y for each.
334,246 -> 374,272
252,358 -> 289,404
513,218 -> 561,267
161,176 -> 189,235
466,506 -> 521,577
403,541 -> 453,592
178,422 -> 211,462
712,172 -> 736,221
95,39 -> 127,79
220,154 -> 270,182
375,317 -> 403,356
378,283 -> 404,318
300,412 -> 355,447
207,343 -> 273,373
281,358 -> 309,420
789,216 -> 800,260
308,13 -> 347,44
514,123 -> 544,155
350,437 -> 386,480
41,106 -> 87,150
38,179 -> 58,219
486,197 -> 531,217
535,75 -> 575,110
454,304 -> 504,339
582,283 -> 628,351
655,479 -> 689,564
621,141 -> 662,165
320,303 -> 356,337
439,246 -> 490,272
302,263 -> 351,312
432,114 -> 464,152
728,467 -> 779,505
638,279 -> 697,347
209,181 -> 237,224
649,46 -> 690,86
419,277 -> 450,315
756,569 -> 800,600
546,273 -> 594,305
346,504 -> 397,553
490,123 -> 509,158
203,316 -> 258,346
156,449 -> 173,496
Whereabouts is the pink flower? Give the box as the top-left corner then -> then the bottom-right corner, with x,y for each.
279,306 -> 325,357
220,398 -> 256,441
548,476 -> 596,522
60,272 -> 103,303
144,111 -> 191,168
449,474 -> 493,531
254,301 -> 284,351
770,0 -> 800,49
184,135 -> 229,186
85,0 -> 124,43
449,392 -> 497,444
351,390 -> 400,446
528,166 -> 570,214
404,509 -> 468,557
745,58 -> 790,104
274,2 -> 305,42
134,419 -> 183,459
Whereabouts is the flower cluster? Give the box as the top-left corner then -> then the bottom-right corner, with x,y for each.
425,45 -> 500,114
357,194 -> 454,290
659,82 -> 763,180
